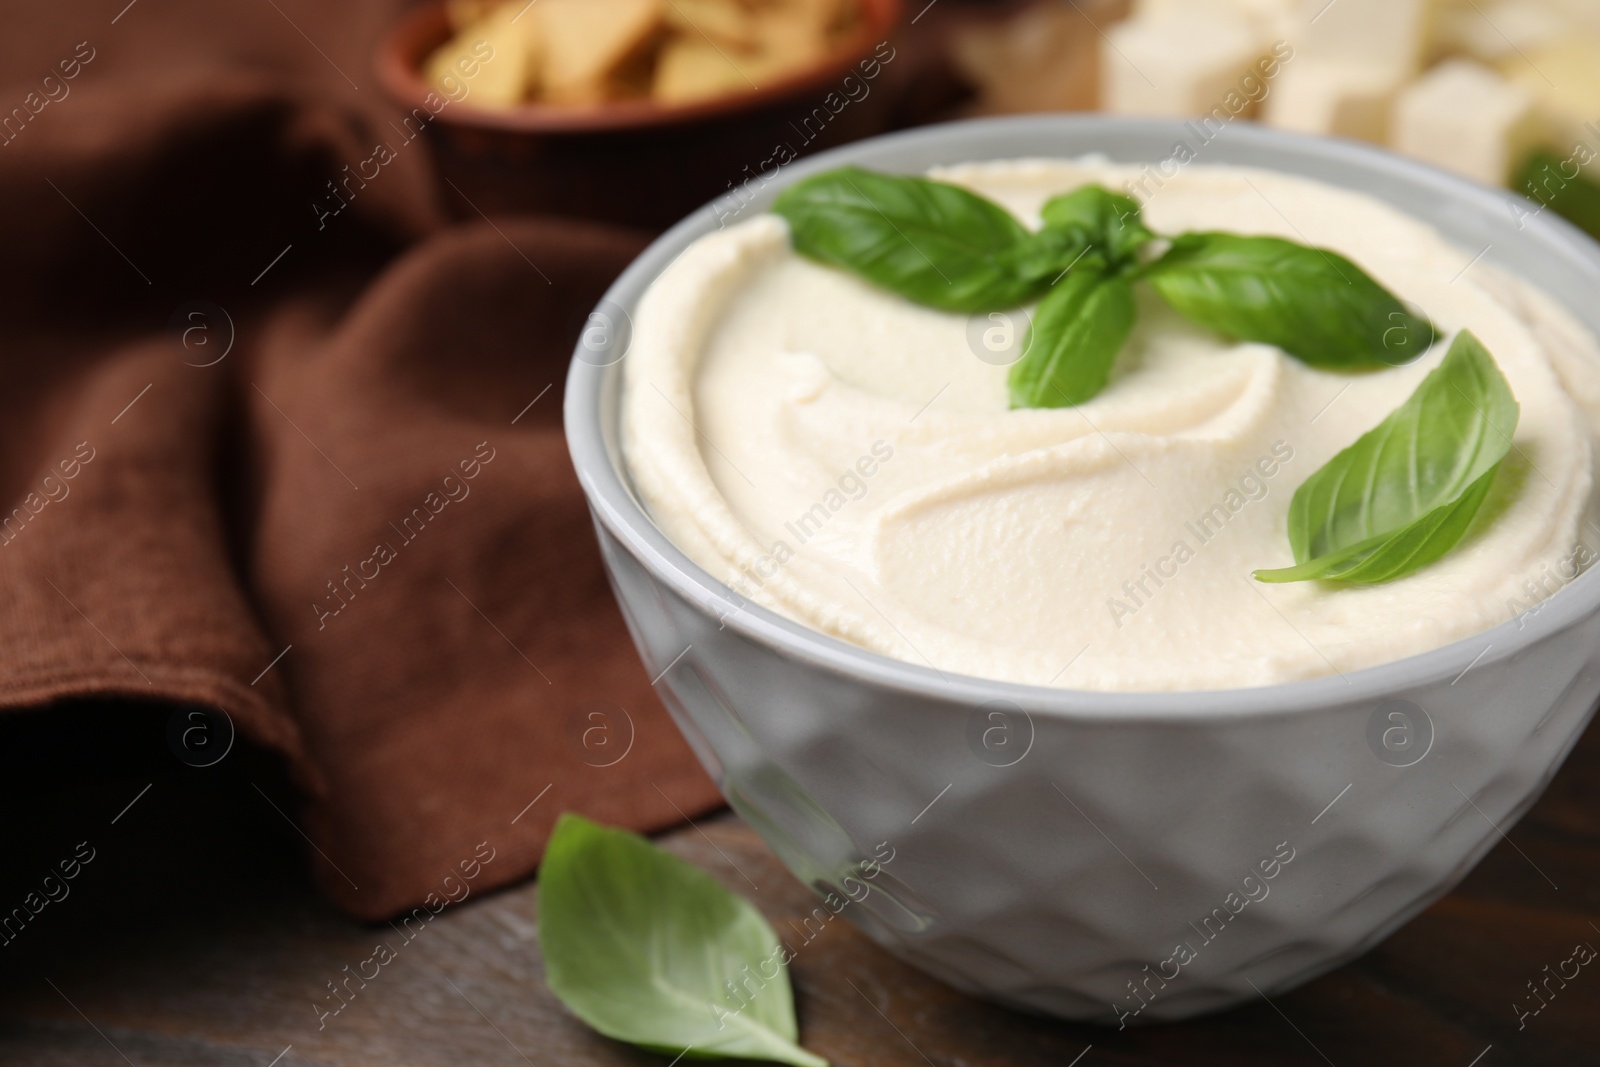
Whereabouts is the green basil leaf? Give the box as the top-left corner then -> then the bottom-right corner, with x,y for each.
1255,331 -> 1519,584
1145,232 -> 1436,368
1000,226 -> 1101,287
772,166 -> 1041,312
539,814 -> 828,1067
1039,185 -> 1154,265
1008,267 -> 1137,408
1515,149 -> 1600,240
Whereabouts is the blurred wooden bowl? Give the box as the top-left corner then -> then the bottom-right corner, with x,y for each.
377,0 -> 906,229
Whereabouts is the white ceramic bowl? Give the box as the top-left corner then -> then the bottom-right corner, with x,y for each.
563,116 -> 1600,1023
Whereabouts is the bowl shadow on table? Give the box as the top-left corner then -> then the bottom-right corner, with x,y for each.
377,0 -> 910,231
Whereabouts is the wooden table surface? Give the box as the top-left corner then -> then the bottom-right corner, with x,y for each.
2,699 -> 1598,1067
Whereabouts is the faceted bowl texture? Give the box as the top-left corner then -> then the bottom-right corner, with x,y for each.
564,116 -> 1600,1023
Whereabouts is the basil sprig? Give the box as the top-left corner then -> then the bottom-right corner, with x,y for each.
772,167 -> 1435,408
539,814 -> 828,1067
1255,331 -> 1519,584
1038,184 -> 1155,265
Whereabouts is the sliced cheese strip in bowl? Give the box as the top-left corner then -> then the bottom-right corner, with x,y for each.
654,38 -> 759,104
665,0 -> 762,49
426,4 -> 540,107
534,0 -> 664,103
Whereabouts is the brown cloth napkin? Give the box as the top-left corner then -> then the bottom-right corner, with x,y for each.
0,0 -> 722,919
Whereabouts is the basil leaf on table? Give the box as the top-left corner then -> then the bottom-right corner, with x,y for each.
1255,331 -> 1519,584
772,165 -> 1043,312
1008,267 -> 1138,409
1145,233 -> 1437,368
538,813 -> 828,1067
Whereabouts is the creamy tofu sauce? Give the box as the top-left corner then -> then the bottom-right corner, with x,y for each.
622,160 -> 1600,690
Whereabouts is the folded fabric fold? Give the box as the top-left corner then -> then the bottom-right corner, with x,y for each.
0,0 -> 719,920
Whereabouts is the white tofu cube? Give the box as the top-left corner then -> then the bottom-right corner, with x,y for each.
1432,0 -> 1569,63
1392,59 -> 1546,185
1501,38 -> 1600,168
1102,13 -> 1267,118
1131,0 -> 1237,17
1289,0 -> 1434,75
1131,0 -> 1300,42
1263,56 -> 1410,142
1228,0 -> 1304,40
1536,0 -> 1600,35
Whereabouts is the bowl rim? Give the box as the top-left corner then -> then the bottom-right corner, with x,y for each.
564,113 -> 1600,722
375,0 -> 906,134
